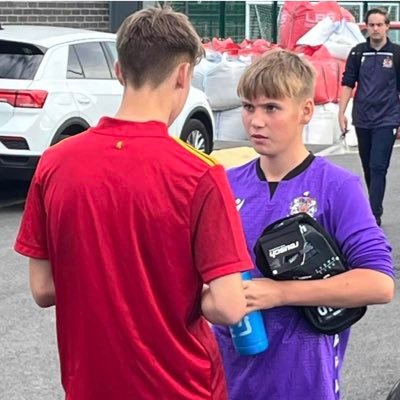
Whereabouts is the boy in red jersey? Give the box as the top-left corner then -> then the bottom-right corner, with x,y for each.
14,7 -> 251,400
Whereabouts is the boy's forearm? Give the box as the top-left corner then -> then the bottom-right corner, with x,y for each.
278,268 -> 394,308
201,287 -> 243,325
34,291 -> 56,308
201,287 -> 225,324
201,274 -> 247,325
29,258 -> 56,308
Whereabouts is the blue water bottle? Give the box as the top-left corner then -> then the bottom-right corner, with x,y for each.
229,271 -> 269,355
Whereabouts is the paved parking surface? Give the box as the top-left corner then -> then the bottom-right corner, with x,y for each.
1,146 -> 399,400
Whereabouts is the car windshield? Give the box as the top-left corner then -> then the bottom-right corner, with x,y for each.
0,41 -> 45,79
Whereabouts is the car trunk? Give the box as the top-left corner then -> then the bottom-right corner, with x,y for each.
0,40 -> 44,125
0,40 -> 44,80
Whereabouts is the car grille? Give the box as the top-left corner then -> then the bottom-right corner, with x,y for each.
0,137 -> 29,150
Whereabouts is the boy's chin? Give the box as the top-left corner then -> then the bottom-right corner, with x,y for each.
252,146 -> 277,158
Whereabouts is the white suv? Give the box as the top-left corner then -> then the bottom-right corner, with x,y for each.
0,25 -> 214,181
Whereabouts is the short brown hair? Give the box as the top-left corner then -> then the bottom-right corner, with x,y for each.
117,6 -> 204,89
237,50 -> 316,101
364,7 -> 390,25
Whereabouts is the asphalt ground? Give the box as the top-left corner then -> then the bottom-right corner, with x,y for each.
0,144 -> 399,400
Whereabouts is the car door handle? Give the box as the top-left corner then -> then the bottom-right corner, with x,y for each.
76,97 -> 91,105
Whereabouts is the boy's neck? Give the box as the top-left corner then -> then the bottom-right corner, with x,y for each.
114,85 -> 173,125
259,145 -> 310,182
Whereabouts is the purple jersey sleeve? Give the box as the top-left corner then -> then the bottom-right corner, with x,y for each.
323,175 -> 394,279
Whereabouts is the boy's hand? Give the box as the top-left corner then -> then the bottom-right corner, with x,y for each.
243,278 -> 282,312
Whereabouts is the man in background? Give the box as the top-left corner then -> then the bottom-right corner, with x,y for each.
339,7 -> 400,226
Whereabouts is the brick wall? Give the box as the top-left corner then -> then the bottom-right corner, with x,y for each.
0,1 -> 110,32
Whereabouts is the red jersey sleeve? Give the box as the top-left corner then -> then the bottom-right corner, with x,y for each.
14,172 -> 48,259
190,164 -> 252,283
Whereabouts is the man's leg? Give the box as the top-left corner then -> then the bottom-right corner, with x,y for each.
355,128 -> 372,189
368,127 -> 397,224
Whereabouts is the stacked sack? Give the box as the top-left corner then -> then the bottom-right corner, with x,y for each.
192,1 -> 365,146
192,38 -> 280,141
280,0 -> 365,146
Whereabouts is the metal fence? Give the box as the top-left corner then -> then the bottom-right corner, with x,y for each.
167,1 -> 400,42
247,1 -> 400,41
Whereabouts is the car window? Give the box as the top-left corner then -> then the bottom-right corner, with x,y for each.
102,41 -> 117,79
67,46 -> 84,79
73,42 -> 112,79
0,40 -> 44,79
104,41 -> 117,63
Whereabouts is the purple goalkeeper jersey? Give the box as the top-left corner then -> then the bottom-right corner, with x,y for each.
213,155 -> 393,400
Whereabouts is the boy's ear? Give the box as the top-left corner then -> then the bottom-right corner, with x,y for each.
115,61 -> 125,86
175,62 -> 192,90
300,98 -> 314,124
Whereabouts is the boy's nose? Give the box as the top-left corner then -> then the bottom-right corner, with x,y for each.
250,113 -> 266,129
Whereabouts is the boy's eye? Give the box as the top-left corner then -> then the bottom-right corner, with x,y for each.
242,103 -> 253,111
265,105 -> 278,112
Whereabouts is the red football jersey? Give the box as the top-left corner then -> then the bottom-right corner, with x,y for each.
15,117 -> 251,400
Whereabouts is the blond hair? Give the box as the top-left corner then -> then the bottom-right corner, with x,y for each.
238,50 -> 316,100
117,6 -> 204,89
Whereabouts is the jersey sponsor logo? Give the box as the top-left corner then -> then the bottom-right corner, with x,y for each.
269,241 -> 300,259
235,198 -> 245,211
289,191 -> 317,217
383,56 -> 393,69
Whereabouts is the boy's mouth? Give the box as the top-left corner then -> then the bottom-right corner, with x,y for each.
251,134 -> 268,139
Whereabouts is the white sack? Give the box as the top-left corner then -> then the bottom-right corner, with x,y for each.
192,51 -> 222,91
297,17 -> 338,46
297,18 -> 365,50
303,103 -> 342,145
213,107 -> 247,141
303,102 -> 358,146
324,41 -> 352,60
324,21 -> 366,59
204,54 -> 247,111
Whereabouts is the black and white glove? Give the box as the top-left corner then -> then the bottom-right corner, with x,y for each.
254,212 -> 366,335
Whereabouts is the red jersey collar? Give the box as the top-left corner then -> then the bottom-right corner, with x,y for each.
93,116 -> 169,137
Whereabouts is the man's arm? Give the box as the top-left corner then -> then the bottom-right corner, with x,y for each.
29,258 -> 55,308
338,86 -> 353,133
201,273 -> 246,325
243,269 -> 394,313
338,44 -> 361,134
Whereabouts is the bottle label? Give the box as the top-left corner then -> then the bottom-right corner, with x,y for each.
230,315 -> 252,338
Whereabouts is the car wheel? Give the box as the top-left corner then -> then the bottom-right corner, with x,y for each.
51,122 -> 88,145
387,379 -> 400,400
181,119 -> 212,154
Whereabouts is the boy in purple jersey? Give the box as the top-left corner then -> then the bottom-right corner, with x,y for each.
213,50 -> 395,400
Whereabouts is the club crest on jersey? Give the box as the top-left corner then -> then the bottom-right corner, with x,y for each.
289,191 -> 317,217
235,198 -> 245,211
383,57 -> 393,68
